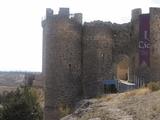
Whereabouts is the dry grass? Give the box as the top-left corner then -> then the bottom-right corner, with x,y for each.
99,87 -> 151,103
99,95 -> 114,102
118,90 -> 160,120
122,87 -> 151,99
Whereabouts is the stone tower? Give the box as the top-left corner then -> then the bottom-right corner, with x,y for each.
150,7 -> 160,80
42,8 -> 83,120
129,7 -> 160,83
130,8 -> 142,80
82,22 -> 113,97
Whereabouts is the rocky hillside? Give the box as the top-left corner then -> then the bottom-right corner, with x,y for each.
61,88 -> 160,120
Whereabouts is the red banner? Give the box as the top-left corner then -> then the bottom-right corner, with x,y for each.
139,14 -> 150,66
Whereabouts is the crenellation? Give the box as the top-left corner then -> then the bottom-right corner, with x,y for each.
58,8 -> 70,17
131,8 -> 142,21
72,13 -> 83,24
46,8 -> 54,17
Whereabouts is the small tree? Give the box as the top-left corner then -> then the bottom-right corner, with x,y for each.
147,81 -> 160,91
1,86 -> 43,120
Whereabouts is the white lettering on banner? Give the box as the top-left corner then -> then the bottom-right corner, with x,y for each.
139,41 -> 150,49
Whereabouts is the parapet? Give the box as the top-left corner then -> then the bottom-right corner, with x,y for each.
46,8 -> 54,17
83,21 -> 112,28
42,8 -> 83,25
131,8 -> 142,21
73,13 -> 83,24
150,7 -> 160,14
58,8 -> 70,18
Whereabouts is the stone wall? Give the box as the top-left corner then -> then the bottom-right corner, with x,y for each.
112,23 -> 131,57
82,21 -> 113,98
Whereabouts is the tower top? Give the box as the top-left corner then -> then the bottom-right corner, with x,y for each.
46,8 -> 53,17
131,8 -> 142,21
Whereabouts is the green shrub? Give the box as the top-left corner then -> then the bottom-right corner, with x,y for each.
1,86 -> 43,120
0,105 -> 2,120
147,81 -> 160,91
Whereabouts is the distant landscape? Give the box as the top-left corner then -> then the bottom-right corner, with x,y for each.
0,72 -> 25,86
0,71 -> 43,93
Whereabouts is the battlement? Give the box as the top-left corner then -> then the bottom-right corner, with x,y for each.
150,7 -> 160,15
46,8 -> 54,17
131,8 -> 142,21
42,8 -> 82,27
42,7 -> 160,28
84,21 -> 112,26
58,8 -> 70,17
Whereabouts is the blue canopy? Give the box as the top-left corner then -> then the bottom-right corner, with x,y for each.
102,80 -> 117,85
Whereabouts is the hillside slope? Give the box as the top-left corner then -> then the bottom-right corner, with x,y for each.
61,88 -> 160,120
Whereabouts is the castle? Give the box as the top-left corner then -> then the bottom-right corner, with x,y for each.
42,7 -> 160,120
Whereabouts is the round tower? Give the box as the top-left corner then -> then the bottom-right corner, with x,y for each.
130,8 -> 142,80
82,22 -> 113,98
42,8 -> 82,120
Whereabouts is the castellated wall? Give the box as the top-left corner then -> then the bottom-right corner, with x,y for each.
150,8 -> 160,80
42,8 -> 82,120
82,21 -> 113,98
42,7 -> 160,120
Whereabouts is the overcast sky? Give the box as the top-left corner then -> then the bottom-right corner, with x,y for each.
0,0 -> 159,72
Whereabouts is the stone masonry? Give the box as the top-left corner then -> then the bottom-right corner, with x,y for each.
42,7 -> 160,120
